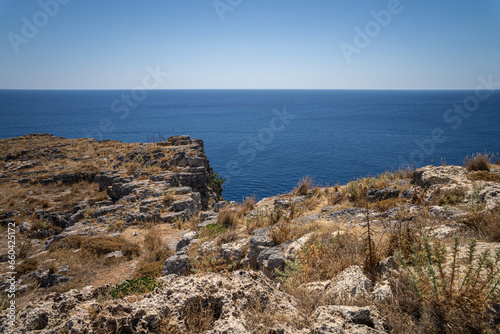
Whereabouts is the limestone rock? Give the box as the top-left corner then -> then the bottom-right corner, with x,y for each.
366,187 -> 400,202
162,253 -> 190,276
412,165 -> 468,188
243,228 -> 275,268
312,305 -> 387,333
327,266 -> 372,301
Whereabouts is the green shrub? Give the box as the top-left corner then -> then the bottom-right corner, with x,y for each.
208,170 -> 225,201
396,235 -> 500,301
198,223 -> 228,239
109,277 -> 160,299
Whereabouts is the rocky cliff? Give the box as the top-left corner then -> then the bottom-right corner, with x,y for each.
1,134 -> 500,333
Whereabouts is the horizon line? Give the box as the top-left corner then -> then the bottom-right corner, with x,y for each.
0,88 -> 497,91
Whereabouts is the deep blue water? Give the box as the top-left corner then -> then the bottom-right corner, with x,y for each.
1,89 -> 499,201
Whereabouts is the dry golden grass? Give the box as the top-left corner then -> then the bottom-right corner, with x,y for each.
430,187 -> 467,206
133,225 -> 173,278
370,197 -> 408,212
467,170 -> 500,182
463,152 -> 494,172
294,176 -> 314,196
461,208 -> 500,242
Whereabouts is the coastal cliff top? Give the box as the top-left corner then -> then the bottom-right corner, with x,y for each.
1,134 -> 500,333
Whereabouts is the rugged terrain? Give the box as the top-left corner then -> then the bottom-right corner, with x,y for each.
1,134 -> 500,333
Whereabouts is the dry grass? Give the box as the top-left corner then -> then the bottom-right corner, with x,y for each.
461,208 -> 500,242
467,171 -> 500,183
370,197 -> 408,212
216,206 -> 240,229
81,236 -> 139,258
430,187 -> 467,206
133,225 -> 173,278
463,152 -> 494,172
282,231 -> 365,286
294,176 -> 314,196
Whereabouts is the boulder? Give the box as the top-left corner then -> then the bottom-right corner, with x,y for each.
327,265 -> 372,301
33,270 -> 71,288
312,305 -> 387,333
366,187 -> 400,202
257,245 -> 285,277
243,228 -> 275,268
162,253 -> 190,276
479,184 -> 500,210
412,165 -> 468,188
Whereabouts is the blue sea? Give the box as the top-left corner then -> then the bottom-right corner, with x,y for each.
1,90 -> 499,201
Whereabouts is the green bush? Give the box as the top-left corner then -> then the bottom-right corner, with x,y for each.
208,171 -> 225,200
109,277 -> 160,299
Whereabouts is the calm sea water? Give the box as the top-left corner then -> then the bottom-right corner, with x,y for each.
0,90 -> 499,201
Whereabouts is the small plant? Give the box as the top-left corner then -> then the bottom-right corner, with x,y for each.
163,190 -> 176,207
216,207 -> 239,229
463,152 -> 494,171
0,294 -> 9,311
395,235 -> 500,301
208,170 -> 225,201
294,176 -> 314,196
430,187 -> 467,206
198,223 -> 228,239
83,205 -> 96,219
109,277 -> 160,299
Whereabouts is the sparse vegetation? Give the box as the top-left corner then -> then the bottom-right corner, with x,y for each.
463,152 -> 494,171
208,170 -> 225,201
109,277 -> 160,299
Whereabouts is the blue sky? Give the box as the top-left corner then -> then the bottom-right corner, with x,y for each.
0,0 -> 499,89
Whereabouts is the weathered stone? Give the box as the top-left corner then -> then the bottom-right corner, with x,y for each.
162,254 -> 190,276
257,245 -> 285,277
92,204 -> 123,218
312,305 -> 387,334
425,222 -> 466,239
429,205 -> 466,219
17,221 -> 31,234
412,165 -> 468,188
366,187 -> 400,202
69,210 -> 84,224
243,228 -> 275,268
105,250 -> 124,259
176,231 -> 197,252
213,201 -> 227,212
372,281 -> 392,302
33,270 -> 71,288
327,265 -> 372,301
479,184 -> 500,210
220,239 -> 248,263
377,256 -> 399,279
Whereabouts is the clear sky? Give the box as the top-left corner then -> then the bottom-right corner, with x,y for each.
0,0 -> 499,89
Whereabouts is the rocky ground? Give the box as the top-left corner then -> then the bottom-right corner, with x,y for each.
1,134 -> 500,333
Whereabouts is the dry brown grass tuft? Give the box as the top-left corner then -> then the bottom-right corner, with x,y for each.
467,170 -> 500,183
81,236 -> 140,259
285,231 -> 365,285
239,196 -> 255,216
216,206 -> 240,229
294,176 -> 314,196
461,208 -> 500,242
133,225 -> 173,278
430,187 -> 467,206
15,258 -> 38,279
370,197 -> 408,212
463,152 -> 494,172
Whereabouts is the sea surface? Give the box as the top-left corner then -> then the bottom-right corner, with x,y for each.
1,89 -> 499,201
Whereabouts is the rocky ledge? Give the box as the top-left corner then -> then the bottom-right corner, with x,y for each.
1,134 -> 500,333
